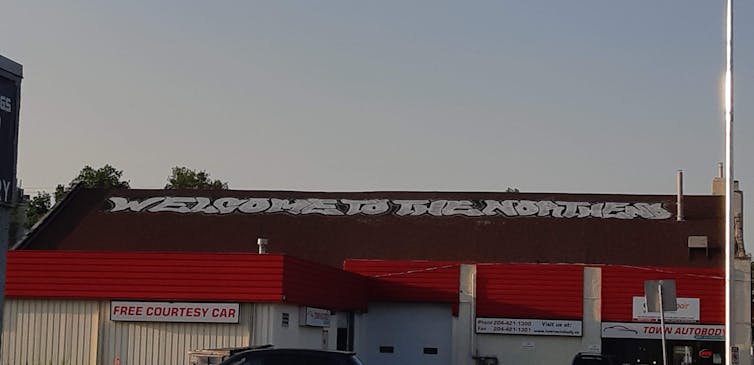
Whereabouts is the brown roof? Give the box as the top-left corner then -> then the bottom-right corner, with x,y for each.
17,188 -> 724,268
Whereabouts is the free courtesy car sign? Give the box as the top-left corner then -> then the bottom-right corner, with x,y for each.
110,301 -> 240,323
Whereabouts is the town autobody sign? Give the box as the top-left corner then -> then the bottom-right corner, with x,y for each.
0,66 -> 20,205
601,322 -> 724,341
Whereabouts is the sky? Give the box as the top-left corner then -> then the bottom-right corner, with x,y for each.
2,2 -> 754,249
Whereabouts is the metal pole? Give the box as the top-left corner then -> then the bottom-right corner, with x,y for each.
723,0 -> 734,364
659,284 -> 668,365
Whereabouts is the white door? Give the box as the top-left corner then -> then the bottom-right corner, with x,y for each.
361,303 -> 452,365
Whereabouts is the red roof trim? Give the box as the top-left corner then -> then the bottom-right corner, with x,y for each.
6,251 -> 367,310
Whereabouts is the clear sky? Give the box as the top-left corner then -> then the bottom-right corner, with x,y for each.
2,2 -> 754,249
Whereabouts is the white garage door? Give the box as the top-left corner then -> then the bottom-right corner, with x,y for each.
361,303 -> 452,365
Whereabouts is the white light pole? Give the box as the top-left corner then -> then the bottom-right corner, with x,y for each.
723,0 -> 734,364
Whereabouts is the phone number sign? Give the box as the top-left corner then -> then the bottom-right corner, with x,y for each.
476,317 -> 582,336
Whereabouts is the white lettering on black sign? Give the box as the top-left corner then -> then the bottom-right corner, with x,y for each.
108,197 -> 672,220
0,95 -> 11,113
0,179 -> 11,203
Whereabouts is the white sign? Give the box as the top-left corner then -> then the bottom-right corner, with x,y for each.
633,297 -> 700,322
588,344 -> 601,353
110,301 -> 239,323
300,307 -> 331,327
108,197 -> 672,220
476,318 -> 582,336
601,322 -> 724,341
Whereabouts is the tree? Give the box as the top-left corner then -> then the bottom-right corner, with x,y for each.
165,166 -> 228,190
55,164 -> 130,201
25,192 -> 52,229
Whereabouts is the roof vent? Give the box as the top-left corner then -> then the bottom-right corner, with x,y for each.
257,238 -> 269,254
688,236 -> 709,257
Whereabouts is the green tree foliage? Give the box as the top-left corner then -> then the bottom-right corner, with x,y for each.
165,166 -> 228,189
55,164 -> 130,201
25,191 -> 52,229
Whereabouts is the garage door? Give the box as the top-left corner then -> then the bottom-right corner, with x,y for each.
361,303 -> 452,365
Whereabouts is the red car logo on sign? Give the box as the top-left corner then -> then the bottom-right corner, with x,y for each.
699,349 -> 713,359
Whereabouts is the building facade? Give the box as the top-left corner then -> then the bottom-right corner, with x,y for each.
5,187 -> 751,365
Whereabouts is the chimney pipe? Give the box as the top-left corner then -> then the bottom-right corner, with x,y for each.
677,170 -> 684,221
257,238 -> 269,254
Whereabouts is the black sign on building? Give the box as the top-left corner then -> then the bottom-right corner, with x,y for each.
0,55 -> 22,206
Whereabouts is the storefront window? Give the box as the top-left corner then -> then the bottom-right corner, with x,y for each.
672,346 -> 693,365
603,339 -> 723,365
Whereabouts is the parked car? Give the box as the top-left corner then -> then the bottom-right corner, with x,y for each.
189,345 -> 273,365
572,352 -> 616,365
218,348 -> 365,365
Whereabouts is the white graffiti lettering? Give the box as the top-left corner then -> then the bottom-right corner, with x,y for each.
394,200 -> 430,216
301,199 -> 342,215
442,200 -> 484,216
268,199 -> 310,214
148,197 -> 196,213
109,197 -> 166,212
213,197 -> 245,214
191,197 -> 219,214
106,197 -> 674,220
482,200 -> 517,216
239,198 -> 271,213
556,201 -> 591,218
341,199 -> 390,215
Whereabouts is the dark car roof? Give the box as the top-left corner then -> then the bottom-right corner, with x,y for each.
242,348 -> 356,356
572,352 -> 615,365
220,348 -> 360,365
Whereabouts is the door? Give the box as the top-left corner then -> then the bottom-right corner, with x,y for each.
361,303 -> 452,365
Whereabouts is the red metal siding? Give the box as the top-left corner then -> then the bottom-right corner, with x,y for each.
6,251 -> 286,302
476,264 -> 584,319
282,256 -> 368,311
601,266 -> 723,324
344,260 -> 460,304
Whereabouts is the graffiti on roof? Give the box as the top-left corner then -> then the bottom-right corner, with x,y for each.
107,197 -> 673,220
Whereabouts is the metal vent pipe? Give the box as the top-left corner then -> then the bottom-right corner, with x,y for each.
257,238 -> 269,254
677,170 -> 684,221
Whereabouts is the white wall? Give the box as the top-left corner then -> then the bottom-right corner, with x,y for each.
2,299 -> 99,365
251,303 -> 337,350
97,302 -> 252,365
476,333 -> 583,364
732,258 -> 752,365
3,300 -> 341,365
453,264 -> 477,365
